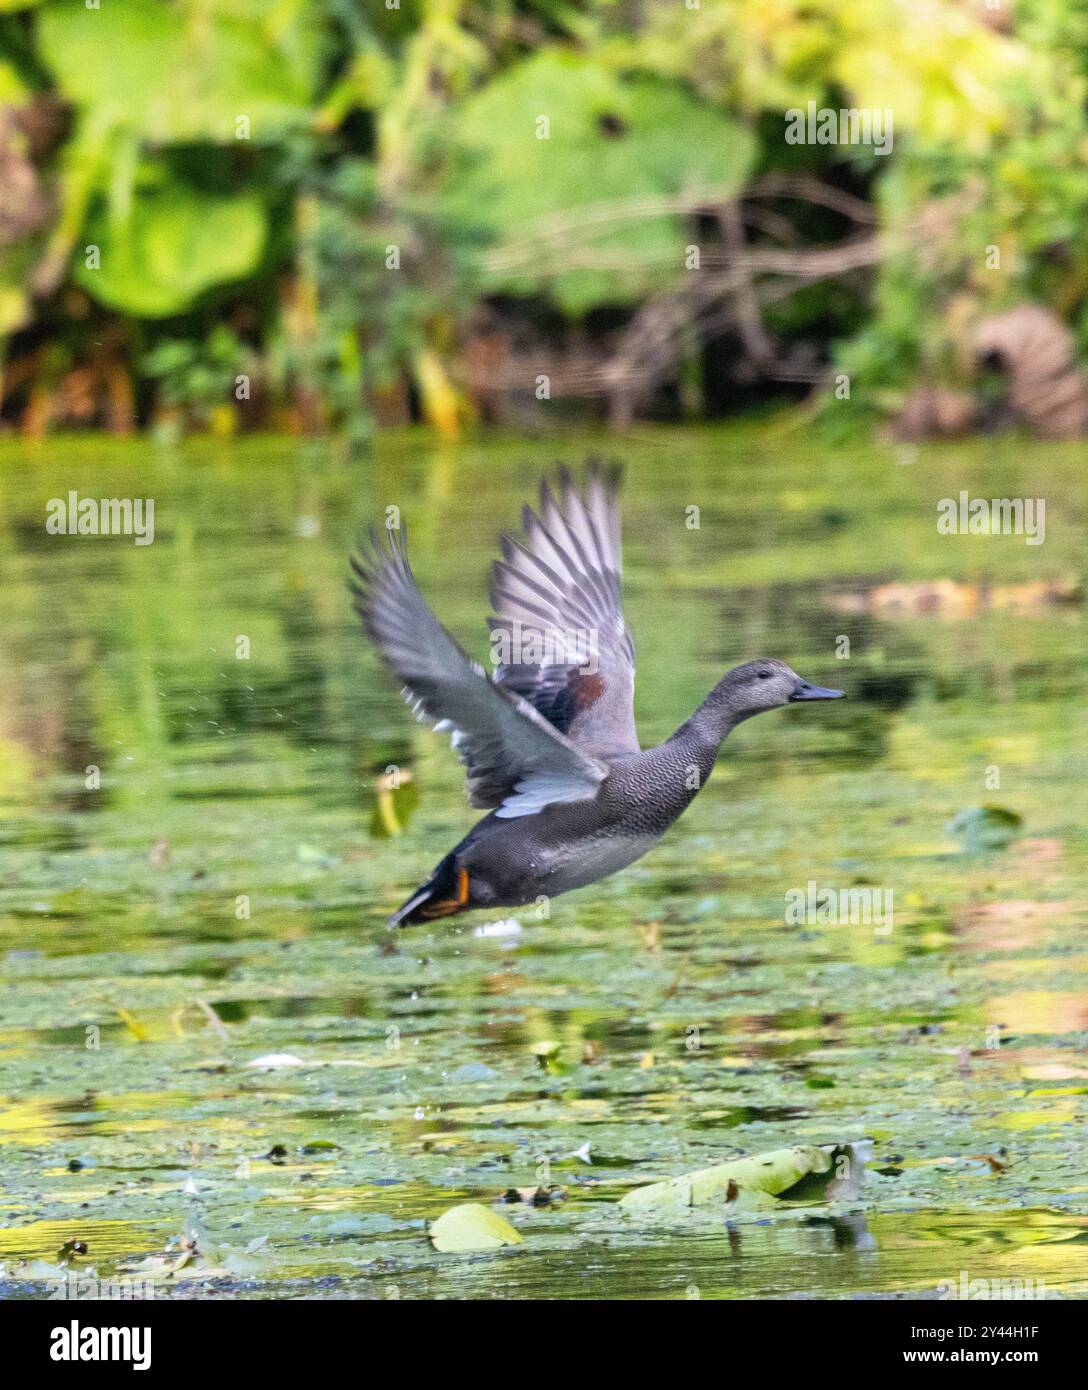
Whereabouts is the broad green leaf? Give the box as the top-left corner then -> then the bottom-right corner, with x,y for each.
619,1142 -> 870,1214
440,51 -> 755,314
37,0 -> 320,143
0,284 -> 29,335
630,0 -> 1024,148
76,182 -> 267,317
0,239 -> 38,334
0,58 -> 31,102
429,1203 -> 523,1253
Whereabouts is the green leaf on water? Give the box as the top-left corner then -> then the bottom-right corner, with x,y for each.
429,1202 -> 523,1254
529,1038 -> 568,1074
296,844 -> 340,866
618,1142 -> 870,1214
947,805 -> 1022,854
112,1003 -> 150,1042
368,771 -> 420,839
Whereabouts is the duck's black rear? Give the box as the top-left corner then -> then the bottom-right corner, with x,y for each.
387,850 -> 469,927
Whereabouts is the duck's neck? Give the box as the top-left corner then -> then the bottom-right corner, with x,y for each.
671,676 -> 753,753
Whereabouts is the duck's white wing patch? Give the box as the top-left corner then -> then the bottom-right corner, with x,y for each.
494,772 -> 600,819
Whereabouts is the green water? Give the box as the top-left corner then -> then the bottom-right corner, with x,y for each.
1,427 -> 1086,1300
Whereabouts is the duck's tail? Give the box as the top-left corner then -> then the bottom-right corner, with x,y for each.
387,852 -> 472,928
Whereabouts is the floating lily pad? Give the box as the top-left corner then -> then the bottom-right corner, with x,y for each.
248,1053 -> 306,1070
619,1142 -> 871,1215
429,1203 -> 523,1254
947,805 -> 1022,853
449,1062 -> 498,1084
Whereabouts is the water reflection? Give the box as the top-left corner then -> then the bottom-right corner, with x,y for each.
0,431 -> 1084,1297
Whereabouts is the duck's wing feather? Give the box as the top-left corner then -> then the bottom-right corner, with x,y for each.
350,525 -> 608,818
489,460 -> 638,759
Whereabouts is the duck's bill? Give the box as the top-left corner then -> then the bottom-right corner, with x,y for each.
790,682 -> 845,701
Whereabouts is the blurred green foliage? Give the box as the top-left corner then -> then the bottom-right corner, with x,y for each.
437,50 -> 755,313
0,0 -> 1086,436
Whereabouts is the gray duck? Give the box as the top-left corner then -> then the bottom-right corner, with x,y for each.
350,462 -> 843,926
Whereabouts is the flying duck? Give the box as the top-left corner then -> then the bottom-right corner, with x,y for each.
350,462 -> 843,926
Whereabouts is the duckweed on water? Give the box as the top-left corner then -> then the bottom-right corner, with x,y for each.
0,428 -> 1085,1299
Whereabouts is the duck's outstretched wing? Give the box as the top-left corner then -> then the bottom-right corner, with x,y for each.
489,461 -> 638,759
350,526 -> 608,818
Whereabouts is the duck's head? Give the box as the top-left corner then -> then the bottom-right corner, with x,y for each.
720,658 -> 844,718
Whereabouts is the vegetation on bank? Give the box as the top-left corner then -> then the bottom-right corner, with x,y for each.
1,0 -> 1086,440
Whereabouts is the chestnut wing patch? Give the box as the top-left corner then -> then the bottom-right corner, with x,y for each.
490,462 -> 639,760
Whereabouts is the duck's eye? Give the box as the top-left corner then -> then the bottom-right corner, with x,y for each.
756,670 -> 772,679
